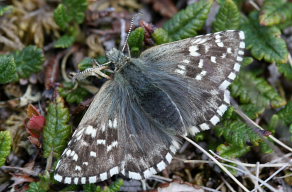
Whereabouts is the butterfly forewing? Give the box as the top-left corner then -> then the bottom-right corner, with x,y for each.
140,30 -> 245,134
54,79 -> 181,184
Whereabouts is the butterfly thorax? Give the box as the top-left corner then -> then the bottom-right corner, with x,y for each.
106,48 -> 130,71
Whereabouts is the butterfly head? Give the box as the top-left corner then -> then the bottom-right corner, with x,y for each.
106,48 -> 130,71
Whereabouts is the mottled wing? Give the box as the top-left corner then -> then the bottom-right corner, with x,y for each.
54,80 -> 181,184
54,81 -> 122,184
140,30 -> 245,135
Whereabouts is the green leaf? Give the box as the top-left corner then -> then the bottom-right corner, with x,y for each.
242,57 -> 254,67
102,179 -> 124,192
27,182 -> 47,192
83,184 -> 97,192
215,120 -> 263,147
54,35 -> 75,48
213,0 -> 240,32
77,56 -> 108,71
0,5 -> 13,16
231,71 -> 286,108
278,63 -> 292,80
84,179 -> 123,192
27,172 -> 50,192
78,57 -> 94,71
217,144 -> 250,158
12,46 -> 44,78
54,0 -> 87,29
259,0 -> 292,26
0,131 -> 12,167
163,0 -> 213,40
43,96 -> 72,158
0,55 -> 18,84
54,4 -> 70,30
59,81 -> 91,104
240,104 -> 265,120
152,28 -> 172,44
63,0 -> 87,24
240,12 -> 289,64
260,141 -> 273,154
274,101 -> 292,126
128,27 -> 145,57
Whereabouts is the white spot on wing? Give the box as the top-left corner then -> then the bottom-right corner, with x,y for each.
100,172 -> 107,181
65,149 -> 71,157
165,153 -> 173,163
189,45 -> 201,57
171,140 -> 180,149
239,31 -> 245,39
107,141 -> 118,152
109,166 -> 119,176
190,126 -> 200,135
170,145 -> 177,153
144,167 -> 157,178
74,178 -> 79,184
81,177 -> 86,184
238,50 -> 244,55
54,174 -> 63,182
217,104 -> 228,116
85,125 -> 97,138
183,59 -> 190,64
113,118 -> 117,128
129,172 -> 142,180
89,176 -> 97,183
210,115 -> 220,125
83,162 -> 88,166
228,72 -> 236,80
211,56 -> 216,63
224,90 -> 231,104
237,56 -> 243,62
108,120 -> 113,128
175,69 -> 186,75
101,124 -> 106,132
90,151 -> 97,157
97,139 -> 106,145
199,123 -> 210,130
239,42 -> 245,48
73,154 -> 78,161
234,63 -> 241,72
198,59 -> 204,68
192,38 -> 207,44
64,177 -> 72,184
195,70 -> 207,80
157,161 -> 166,171
217,42 -> 224,47
219,80 -> 231,90
178,65 -> 186,70
227,47 -> 232,54
75,165 -> 82,171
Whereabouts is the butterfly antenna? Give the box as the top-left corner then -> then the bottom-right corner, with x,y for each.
121,12 -> 142,52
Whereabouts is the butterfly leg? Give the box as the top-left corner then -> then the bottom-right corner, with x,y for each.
70,65 -> 111,82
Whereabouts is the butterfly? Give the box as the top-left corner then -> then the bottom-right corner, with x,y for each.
54,30 -> 245,184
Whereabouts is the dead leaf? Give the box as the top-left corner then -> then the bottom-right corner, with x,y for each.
142,0 -> 177,18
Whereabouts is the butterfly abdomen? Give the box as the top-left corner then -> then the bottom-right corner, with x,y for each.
118,61 -> 185,133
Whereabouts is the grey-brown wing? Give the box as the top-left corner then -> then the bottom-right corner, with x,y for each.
140,30 -> 245,134
54,80 -> 180,184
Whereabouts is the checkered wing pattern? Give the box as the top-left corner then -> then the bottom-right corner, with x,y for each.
140,30 -> 245,134
54,30 -> 245,184
54,81 -> 181,184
